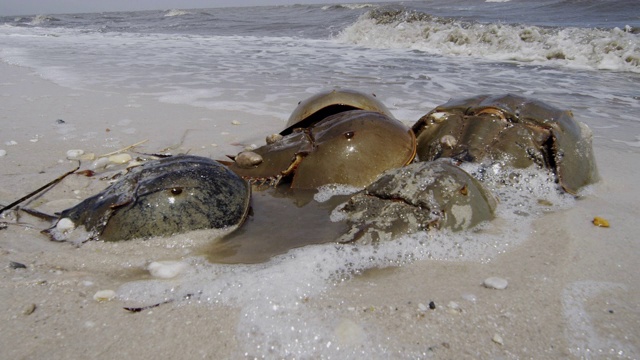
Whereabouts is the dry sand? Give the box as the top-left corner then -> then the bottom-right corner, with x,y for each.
1,62 -> 639,359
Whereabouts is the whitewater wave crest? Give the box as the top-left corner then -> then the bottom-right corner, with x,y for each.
164,9 -> 191,17
322,3 -> 376,11
29,14 -> 61,26
336,7 -> 640,73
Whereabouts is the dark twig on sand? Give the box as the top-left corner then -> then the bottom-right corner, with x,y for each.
0,162 -> 80,216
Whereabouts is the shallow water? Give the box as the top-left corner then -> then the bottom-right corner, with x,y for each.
206,187 -> 350,264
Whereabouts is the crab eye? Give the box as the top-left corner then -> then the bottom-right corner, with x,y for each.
344,131 -> 355,139
170,187 -> 183,195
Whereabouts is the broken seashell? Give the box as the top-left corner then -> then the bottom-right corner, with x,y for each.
592,216 -> 610,228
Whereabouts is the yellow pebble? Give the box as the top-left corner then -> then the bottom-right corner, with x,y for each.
592,217 -> 610,228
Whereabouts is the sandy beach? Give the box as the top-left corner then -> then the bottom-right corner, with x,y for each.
1,60 -> 639,359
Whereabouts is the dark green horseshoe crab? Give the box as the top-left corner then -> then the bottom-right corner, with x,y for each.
412,94 -> 598,194
337,159 -> 498,244
45,155 -> 251,243
227,89 -> 416,189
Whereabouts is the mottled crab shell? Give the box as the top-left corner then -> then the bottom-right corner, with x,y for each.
281,88 -> 394,135
229,110 -> 417,189
412,94 -> 598,194
337,159 -> 497,244
45,155 -> 251,242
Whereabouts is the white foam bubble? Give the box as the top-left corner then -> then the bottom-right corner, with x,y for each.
147,261 -> 189,279
459,162 -> 576,218
314,183 -> 362,203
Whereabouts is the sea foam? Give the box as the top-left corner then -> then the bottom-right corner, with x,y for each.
336,8 -> 640,73
117,163 -> 575,358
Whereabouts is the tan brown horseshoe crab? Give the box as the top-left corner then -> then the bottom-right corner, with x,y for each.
281,88 -> 395,135
411,94 -> 598,194
227,89 -> 416,189
337,159 -> 497,244
45,155 -> 251,243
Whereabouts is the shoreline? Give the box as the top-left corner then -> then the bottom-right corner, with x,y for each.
1,62 -> 639,359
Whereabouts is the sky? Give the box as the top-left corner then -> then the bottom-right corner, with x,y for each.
1,0 -> 377,16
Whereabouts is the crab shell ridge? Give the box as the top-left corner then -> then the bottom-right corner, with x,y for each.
281,88 -> 394,135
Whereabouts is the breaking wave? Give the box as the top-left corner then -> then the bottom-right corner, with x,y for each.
163,9 -> 191,17
336,7 -> 640,73
29,14 -> 61,25
321,3 -> 377,11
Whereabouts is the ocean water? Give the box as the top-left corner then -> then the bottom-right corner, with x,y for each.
1,0 -> 639,133
1,1 -> 639,358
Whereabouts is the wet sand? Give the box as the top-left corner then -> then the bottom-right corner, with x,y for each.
1,62 -> 638,359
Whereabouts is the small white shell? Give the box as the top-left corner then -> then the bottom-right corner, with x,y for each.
66,149 -> 85,159
91,157 -> 110,170
93,289 -> 116,302
235,151 -> 263,168
266,133 -> 283,145
483,277 -> 508,290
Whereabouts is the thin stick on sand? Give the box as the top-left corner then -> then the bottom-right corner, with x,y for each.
0,163 -> 80,216
98,139 -> 148,157
155,129 -> 196,155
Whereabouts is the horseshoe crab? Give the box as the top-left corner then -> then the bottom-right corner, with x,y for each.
337,159 -> 497,244
412,94 -> 598,194
45,155 -> 251,243
281,88 -> 395,135
228,110 -> 416,189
